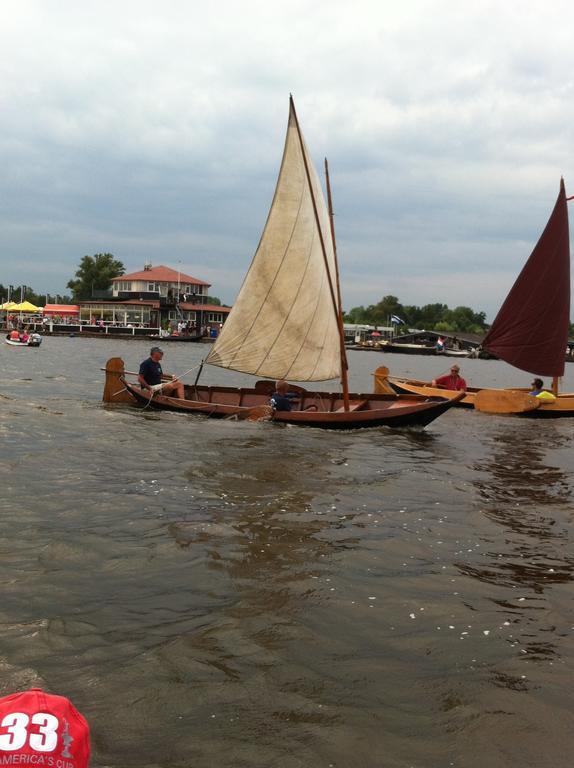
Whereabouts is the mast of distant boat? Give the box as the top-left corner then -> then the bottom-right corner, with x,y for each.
290,96 -> 350,411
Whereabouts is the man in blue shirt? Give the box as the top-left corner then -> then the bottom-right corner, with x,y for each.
138,347 -> 185,399
270,380 -> 300,411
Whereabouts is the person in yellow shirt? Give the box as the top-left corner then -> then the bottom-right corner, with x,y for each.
529,378 -> 556,401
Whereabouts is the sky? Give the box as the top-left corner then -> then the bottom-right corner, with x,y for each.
1,0 -> 573,319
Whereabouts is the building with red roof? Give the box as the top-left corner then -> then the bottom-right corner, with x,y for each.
79,263 -> 230,332
111,263 -> 210,299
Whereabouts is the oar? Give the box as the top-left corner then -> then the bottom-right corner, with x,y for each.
474,389 -> 541,414
228,404 -> 274,421
100,365 -> 199,382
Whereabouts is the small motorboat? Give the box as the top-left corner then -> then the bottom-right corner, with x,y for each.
5,333 -> 42,347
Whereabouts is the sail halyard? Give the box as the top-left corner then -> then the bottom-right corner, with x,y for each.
205,99 -> 342,382
483,179 -> 570,379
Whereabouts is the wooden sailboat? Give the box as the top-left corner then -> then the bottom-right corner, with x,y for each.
375,367 -> 478,408
377,179 -> 574,416
105,98 -> 462,428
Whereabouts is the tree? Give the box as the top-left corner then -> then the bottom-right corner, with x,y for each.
448,306 -> 487,333
402,305 -> 423,327
342,295 -> 489,331
434,320 -> 456,332
370,295 -> 403,326
344,305 -> 371,324
67,253 -> 125,301
0,283 -> 69,306
418,303 -> 449,328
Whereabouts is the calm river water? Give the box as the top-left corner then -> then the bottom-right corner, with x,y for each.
1,338 -> 574,767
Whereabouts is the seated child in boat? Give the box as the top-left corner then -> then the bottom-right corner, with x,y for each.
529,378 -> 556,401
270,380 -> 299,411
9,329 -> 20,340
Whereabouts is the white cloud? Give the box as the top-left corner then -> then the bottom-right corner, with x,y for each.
0,0 -> 572,319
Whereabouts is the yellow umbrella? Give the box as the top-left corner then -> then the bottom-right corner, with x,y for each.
0,301 -> 17,310
9,301 -> 41,311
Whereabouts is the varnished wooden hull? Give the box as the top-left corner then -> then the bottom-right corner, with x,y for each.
523,399 -> 574,417
384,376 -> 574,417
474,389 -> 574,417
386,376 -> 476,408
121,380 -> 462,429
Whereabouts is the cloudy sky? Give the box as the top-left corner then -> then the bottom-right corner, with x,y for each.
1,0 -> 573,318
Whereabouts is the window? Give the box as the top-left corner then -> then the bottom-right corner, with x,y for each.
148,283 -> 158,292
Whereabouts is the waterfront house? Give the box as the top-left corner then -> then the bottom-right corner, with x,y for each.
79,263 -> 230,330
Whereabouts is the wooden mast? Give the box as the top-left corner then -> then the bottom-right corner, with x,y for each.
289,96 -> 350,411
552,376 -> 559,396
555,189 -> 574,397
324,158 -> 350,411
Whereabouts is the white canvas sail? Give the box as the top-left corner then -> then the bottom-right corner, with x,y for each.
205,101 -> 342,382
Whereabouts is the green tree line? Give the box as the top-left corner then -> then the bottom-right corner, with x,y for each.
344,295 -> 489,334
3,253 -> 225,305
67,253 -> 125,301
0,284 -> 72,306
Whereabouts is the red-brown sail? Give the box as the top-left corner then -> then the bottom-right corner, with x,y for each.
483,179 -> 570,377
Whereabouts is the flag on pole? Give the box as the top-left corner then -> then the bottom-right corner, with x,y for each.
390,314 -> 404,325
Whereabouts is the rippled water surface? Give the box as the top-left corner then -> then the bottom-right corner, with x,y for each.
1,338 -> 574,767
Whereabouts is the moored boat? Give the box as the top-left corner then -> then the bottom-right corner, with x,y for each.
147,333 -> 203,342
377,341 -> 437,355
